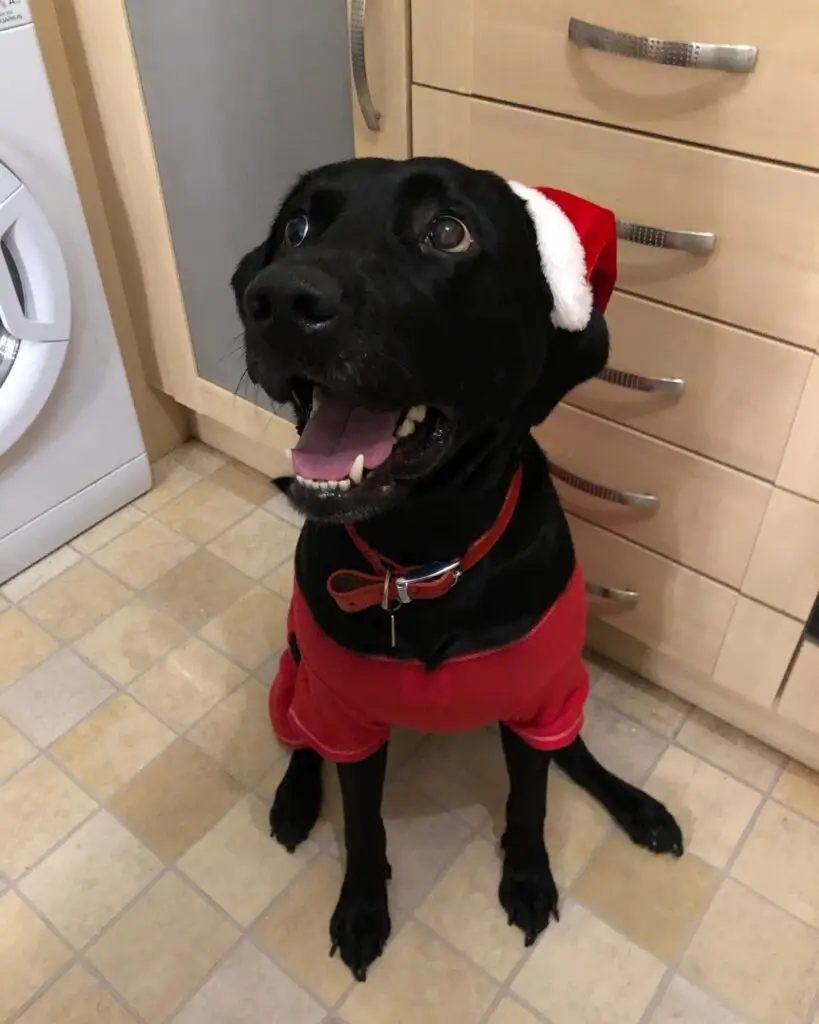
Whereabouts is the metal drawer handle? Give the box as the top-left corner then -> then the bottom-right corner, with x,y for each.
616,219 -> 716,255
598,366 -> 685,396
568,18 -> 758,73
586,582 -> 640,607
350,0 -> 382,132
551,463 -> 660,511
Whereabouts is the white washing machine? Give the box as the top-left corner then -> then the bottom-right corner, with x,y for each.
0,1 -> 150,584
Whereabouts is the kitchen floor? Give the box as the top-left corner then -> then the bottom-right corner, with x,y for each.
2,440 -> 819,1024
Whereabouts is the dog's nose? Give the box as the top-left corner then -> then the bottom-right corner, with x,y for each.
245,267 -> 341,330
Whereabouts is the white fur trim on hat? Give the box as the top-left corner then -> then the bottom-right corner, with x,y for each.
508,180 -> 593,332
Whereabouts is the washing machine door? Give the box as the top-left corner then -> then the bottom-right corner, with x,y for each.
0,162 -> 71,458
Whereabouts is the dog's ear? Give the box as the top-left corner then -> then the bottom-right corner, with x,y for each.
522,306 -> 609,427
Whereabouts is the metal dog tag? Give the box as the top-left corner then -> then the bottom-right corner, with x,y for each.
382,570 -> 399,649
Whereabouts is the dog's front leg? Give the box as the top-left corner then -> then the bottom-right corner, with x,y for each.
331,744 -> 392,982
499,724 -> 560,946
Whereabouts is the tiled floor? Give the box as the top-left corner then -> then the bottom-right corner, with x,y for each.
2,440 -> 819,1023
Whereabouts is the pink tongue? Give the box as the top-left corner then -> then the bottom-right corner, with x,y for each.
292,394 -> 400,481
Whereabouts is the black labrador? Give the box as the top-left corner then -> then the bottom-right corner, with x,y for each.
231,157 -> 682,982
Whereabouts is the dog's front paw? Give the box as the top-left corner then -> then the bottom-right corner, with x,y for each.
269,750 -> 323,853
616,791 -> 684,857
330,880 -> 391,982
499,852 -> 560,947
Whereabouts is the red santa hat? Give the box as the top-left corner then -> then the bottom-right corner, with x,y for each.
508,182 -> 618,332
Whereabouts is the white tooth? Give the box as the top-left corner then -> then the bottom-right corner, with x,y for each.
328,479 -> 337,488
408,405 -> 427,423
350,454 -> 365,485
339,478 -> 351,491
284,448 -> 294,472
319,481 -> 329,491
296,474 -> 305,485
395,417 -> 416,438
312,387 -> 322,412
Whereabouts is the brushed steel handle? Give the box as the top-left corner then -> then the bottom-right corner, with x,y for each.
568,18 -> 758,73
586,582 -> 640,607
598,366 -> 685,396
350,0 -> 382,132
616,219 -> 716,255
552,463 -> 660,511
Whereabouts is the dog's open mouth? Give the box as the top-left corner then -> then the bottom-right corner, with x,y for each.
286,380 -> 452,496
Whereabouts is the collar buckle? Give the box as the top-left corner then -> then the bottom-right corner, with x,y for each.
395,559 -> 462,605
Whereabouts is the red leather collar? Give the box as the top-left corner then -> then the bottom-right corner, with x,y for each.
327,467 -> 523,613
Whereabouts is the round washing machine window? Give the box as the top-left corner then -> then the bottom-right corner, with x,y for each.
0,161 -> 71,458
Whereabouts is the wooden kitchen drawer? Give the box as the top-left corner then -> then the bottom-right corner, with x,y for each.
413,87 -> 819,349
778,640 -> 819,736
537,405 -> 771,588
569,514 -> 737,675
412,0 -> 819,168
778,357 -> 819,502
571,293 -> 811,481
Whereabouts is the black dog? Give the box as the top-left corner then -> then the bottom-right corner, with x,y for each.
231,157 -> 682,982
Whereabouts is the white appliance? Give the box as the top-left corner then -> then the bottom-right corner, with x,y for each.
0,1 -> 150,584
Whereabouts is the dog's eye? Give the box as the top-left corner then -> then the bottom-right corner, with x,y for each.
425,216 -> 473,254
283,214 -> 310,248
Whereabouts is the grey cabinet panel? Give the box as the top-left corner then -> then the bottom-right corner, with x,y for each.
125,0 -> 355,406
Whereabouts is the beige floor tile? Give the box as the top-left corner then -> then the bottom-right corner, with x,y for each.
208,508 -> 299,579
72,505 -> 147,555
774,761 -> 819,822
512,901 -> 664,1024
253,854 -> 354,1005
108,738 -> 243,860
170,440 -> 228,476
545,773 -> 611,888
188,679 -> 280,788
0,757 -> 96,877
648,976 -> 744,1024
144,549 -> 254,631
732,800 -> 819,926
682,879 -> 819,1024
0,892 -> 72,1020
265,490 -> 305,528
263,560 -> 295,600
0,608 -> 59,691
580,698 -> 668,785
0,649 -> 114,747
209,461 -> 278,505
645,747 -> 762,867
399,729 -> 508,834
1,545 -> 81,603
179,794 -> 315,926
0,715 -> 36,781
382,779 -> 473,913
16,964 -> 138,1024
200,586 -> 289,671
571,832 -> 719,961
75,599 -> 187,685
341,920 -> 497,1024
52,695 -> 174,799
594,670 -> 689,738
417,836 -> 528,982
20,811 -> 162,947
134,455 -> 199,513
172,940 -> 323,1024
676,709 -> 784,790
130,637 -> 247,731
88,873 -> 238,1024
91,519 -> 196,590
155,479 -> 253,544
253,649 -> 285,684
22,562 -> 132,642
487,999 -> 544,1024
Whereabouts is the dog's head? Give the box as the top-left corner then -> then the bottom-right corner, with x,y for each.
232,157 -> 610,522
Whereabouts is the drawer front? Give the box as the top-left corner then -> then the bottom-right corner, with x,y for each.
572,293 -> 811,481
538,406 -> 771,588
778,640 -> 819,736
412,0 -> 819,168
413,87 -> 819,349
569,514 -> 737,674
